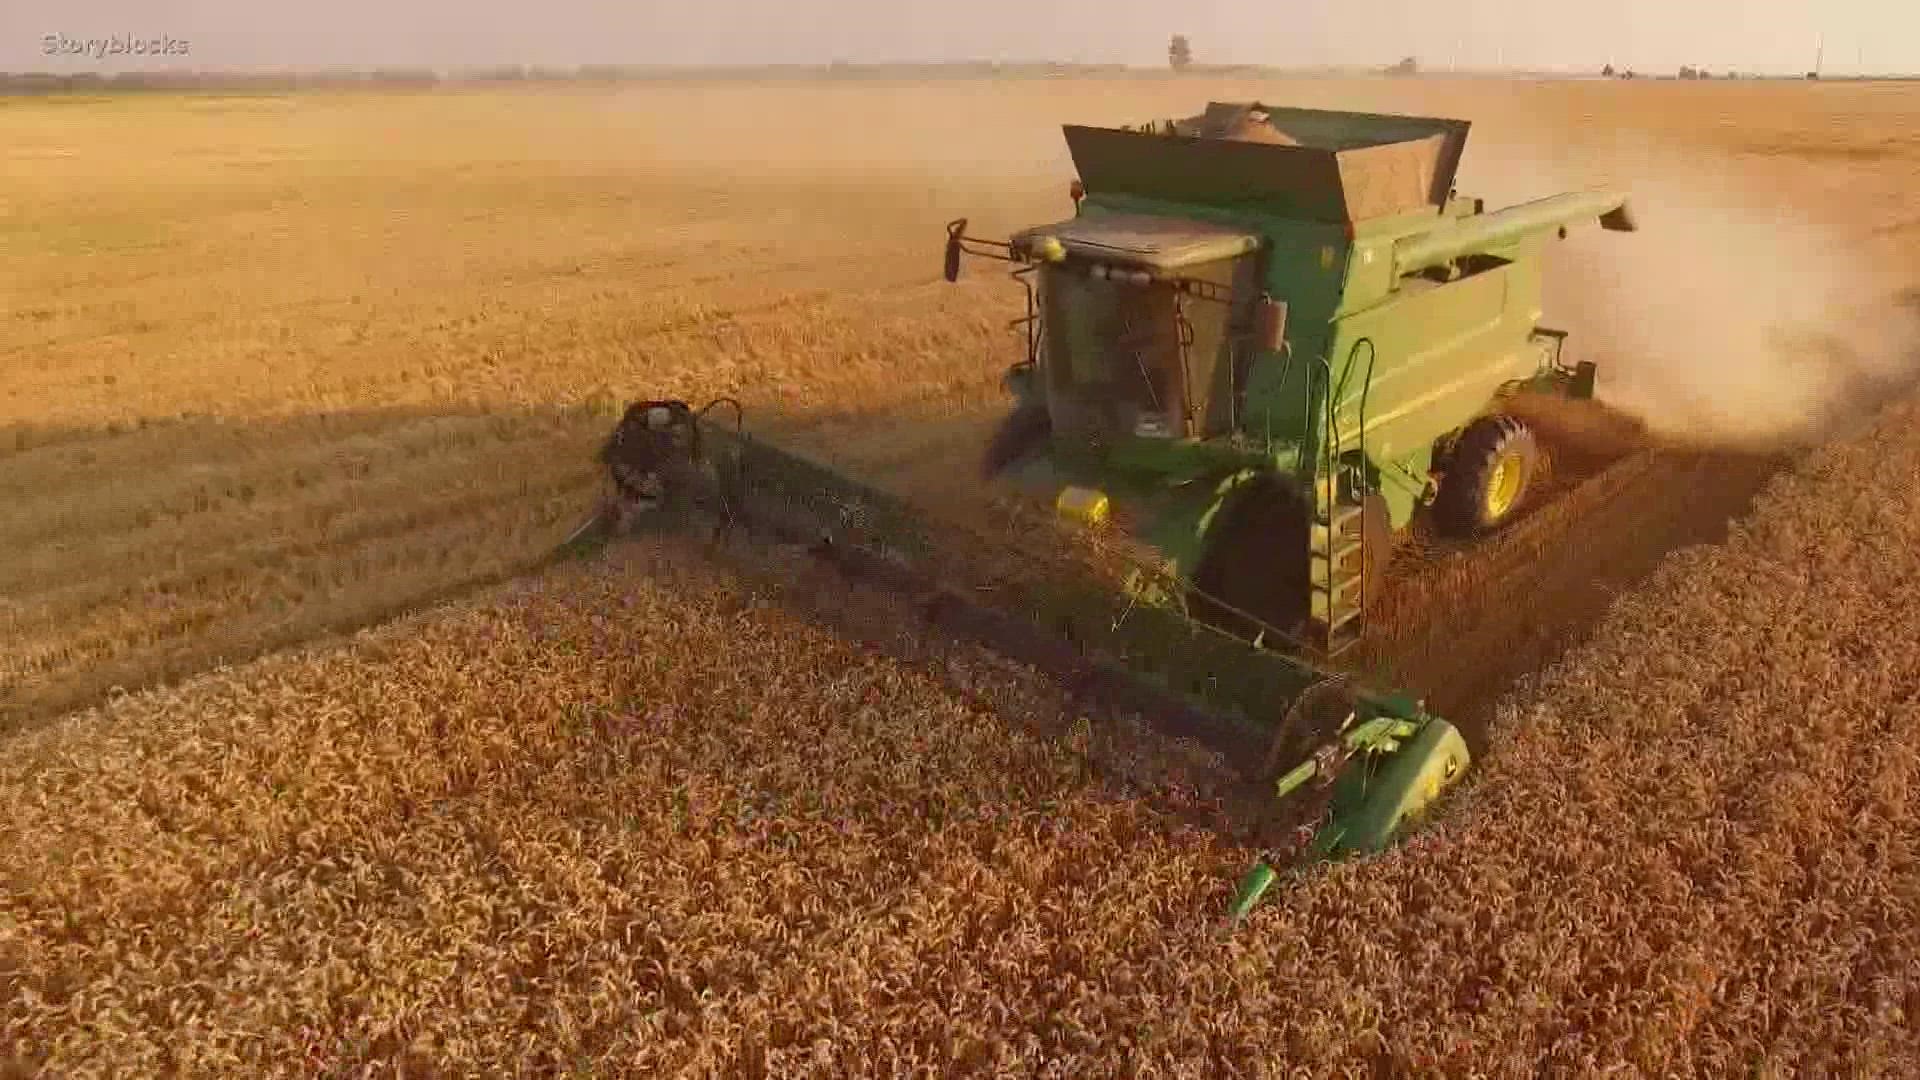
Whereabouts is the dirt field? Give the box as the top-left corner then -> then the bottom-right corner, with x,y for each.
5,75 -> 1920,1073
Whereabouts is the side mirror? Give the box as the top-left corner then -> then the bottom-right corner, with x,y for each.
1599,202 -> 1638,233
1255,297 -> 1289,353
944,218 -> 967,282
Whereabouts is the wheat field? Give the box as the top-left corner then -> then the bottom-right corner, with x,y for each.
5,388 -> 1917,1076
5,76 -> 1920,1074
9,76 -> 1920,727
1,87 -> 1036,726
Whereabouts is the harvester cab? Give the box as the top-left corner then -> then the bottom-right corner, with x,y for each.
945,101 -> 1636,653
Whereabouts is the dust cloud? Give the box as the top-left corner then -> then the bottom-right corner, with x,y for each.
592,82 -> 1920,450
1466,135 -> 1920,450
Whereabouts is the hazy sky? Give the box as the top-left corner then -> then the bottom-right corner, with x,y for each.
2,1 -> 1902,76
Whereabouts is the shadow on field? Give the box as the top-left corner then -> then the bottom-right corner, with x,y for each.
0,394 -> 874,737
0,388 -> 1073,739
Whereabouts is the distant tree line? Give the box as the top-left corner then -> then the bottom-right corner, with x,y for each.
0,62 -> 1168,94
1601,63 -> 1840,81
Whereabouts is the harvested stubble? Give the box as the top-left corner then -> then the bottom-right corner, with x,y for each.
7,396 -> 1920,1077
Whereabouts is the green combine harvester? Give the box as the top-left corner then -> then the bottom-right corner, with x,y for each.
579,102 -> 1636,919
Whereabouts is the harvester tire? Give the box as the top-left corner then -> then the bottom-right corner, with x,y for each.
1190,476 -> 1314,636
1433,414 -> 1539,536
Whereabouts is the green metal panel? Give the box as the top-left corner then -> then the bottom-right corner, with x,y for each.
1241,215 -> 1353,458
1314,717 -> 1471,856
1326,257 -> 1541,470
1336,208 -> 1455,312
1369,444 -> 1434,533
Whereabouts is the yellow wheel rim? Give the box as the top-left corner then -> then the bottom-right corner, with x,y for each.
1485,452 -> 1525,520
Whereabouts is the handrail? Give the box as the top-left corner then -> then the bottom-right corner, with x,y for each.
1345,338 -> 1378,646
1319,351 -> 1339,648
1011,264 -> 1042,366
1308,337 -> 1378,652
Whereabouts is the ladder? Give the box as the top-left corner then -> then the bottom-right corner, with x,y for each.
1309,477 -> 1369,655
1307,341 -> 1377,655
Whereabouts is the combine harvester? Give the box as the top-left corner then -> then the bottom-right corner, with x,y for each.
575,103 -> 1637,919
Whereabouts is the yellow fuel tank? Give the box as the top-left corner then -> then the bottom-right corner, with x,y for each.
1055,486 -> 1111,528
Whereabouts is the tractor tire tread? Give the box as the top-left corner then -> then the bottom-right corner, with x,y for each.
1433,413 -> 1538,537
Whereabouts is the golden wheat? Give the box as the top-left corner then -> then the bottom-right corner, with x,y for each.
0,90 -> 1030,729
5,389 -> 1919,1074
5,76 -> 1920,1075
